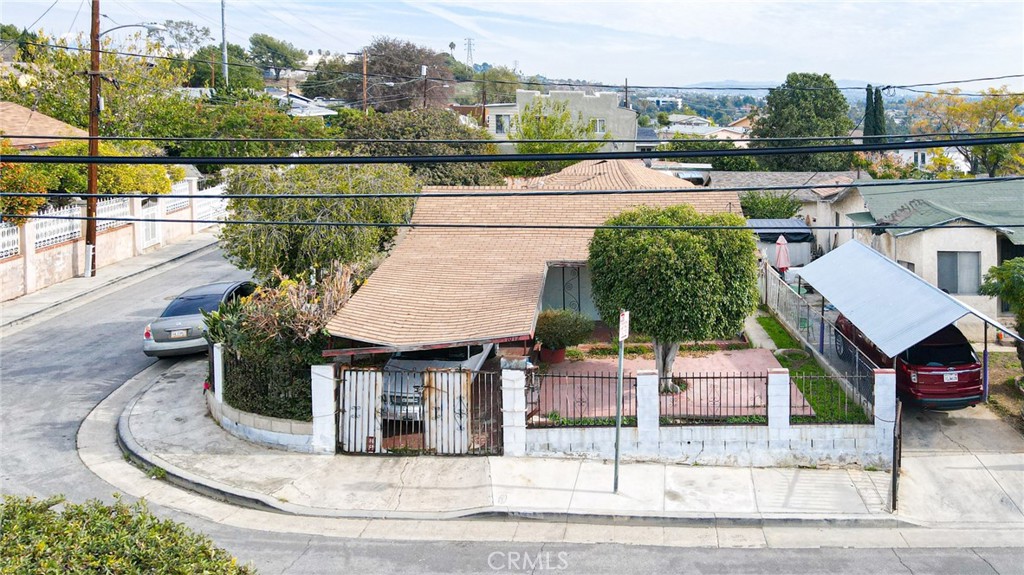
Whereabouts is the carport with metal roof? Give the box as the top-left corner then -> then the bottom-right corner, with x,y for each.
796,240 -> 1022,399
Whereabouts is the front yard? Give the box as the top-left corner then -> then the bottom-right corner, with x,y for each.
986,351 -> 1024,436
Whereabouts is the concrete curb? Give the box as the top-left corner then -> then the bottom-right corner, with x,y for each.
1,238 -> 220,331
115,380 -> 911,528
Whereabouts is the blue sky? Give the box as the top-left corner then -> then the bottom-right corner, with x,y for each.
5,1 -> 1023,91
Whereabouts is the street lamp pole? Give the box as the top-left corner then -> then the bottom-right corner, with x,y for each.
421,64 -> 428,109
85,0 -> 100,277
85,2 -> 165,277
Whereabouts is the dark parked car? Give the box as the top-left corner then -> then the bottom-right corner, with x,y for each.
143,281 -> 255,358
834,314 -> 983,410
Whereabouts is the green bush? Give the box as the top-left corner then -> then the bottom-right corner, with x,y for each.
534,309 -> 593,350
0,495 -> 255,574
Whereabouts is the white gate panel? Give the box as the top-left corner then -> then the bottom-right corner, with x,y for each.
340,369 -> 382,453
423,370 -> 471,454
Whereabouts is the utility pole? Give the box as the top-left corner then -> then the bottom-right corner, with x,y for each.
464,37 -> 474,69
624,78 -> 629,109
421,64 -> 428,109
85,0 -> 101,277
481,69 -> 487,126
221,0 -> 228,88
362,50 -> 367,114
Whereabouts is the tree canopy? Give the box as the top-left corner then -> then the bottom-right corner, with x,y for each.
501,98 -> 607,177
979,258 -> 1024,374
219,164 -> 418,282
0,140 -> 52,222
333,108 -> 504,186
249,33 -> 306,81
188,43 -> 264,91
476,65 -> 520,104
588,205 -> 758,385
739,191 -> 801,219
659,135 -> 761,171
907,86 -> 1024,176
749,72 -> 855,171
35,141 -> 182,198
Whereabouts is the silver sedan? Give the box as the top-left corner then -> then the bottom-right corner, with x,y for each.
143,281 -> 255,358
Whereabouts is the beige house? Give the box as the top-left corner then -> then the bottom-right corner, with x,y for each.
832,179 -> 1024,341
484,90 -> 638,152
326,160 -> 735,350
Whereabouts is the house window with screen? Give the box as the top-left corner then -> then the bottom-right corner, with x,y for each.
937,251 -> 980,294
495,114 -> 511,135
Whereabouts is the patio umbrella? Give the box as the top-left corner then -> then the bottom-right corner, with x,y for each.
775,235 -> 791,274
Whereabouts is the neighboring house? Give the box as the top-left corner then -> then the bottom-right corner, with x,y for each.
893,146 -> 971,174
747,218 -> 815,268
667,114 -> 712,127
708,170 -> 869,252
834,179 -> 1024,339
659,124 -> 748,146
484,90 -> 638,152
728,115 -> 752,131
265,89 -> 338,118
0,101 -> 87,151
635,126 -> 660,153
325,159 -> 737,351
648,160 -> 713,186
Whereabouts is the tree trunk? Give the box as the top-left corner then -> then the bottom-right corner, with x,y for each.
653,339 -> 680,393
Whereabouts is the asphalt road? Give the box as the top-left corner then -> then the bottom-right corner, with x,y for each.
1,249 -> 1022,575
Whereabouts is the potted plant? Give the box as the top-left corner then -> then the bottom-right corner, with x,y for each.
534,309 -> 593,364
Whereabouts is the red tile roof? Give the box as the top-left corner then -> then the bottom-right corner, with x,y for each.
0,102 -> 87,150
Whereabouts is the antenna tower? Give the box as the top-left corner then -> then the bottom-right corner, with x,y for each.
465,37 -> 474,68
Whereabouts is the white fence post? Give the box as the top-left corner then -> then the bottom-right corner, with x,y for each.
501,367 -> 527,456
636,369 -> 660,456
310,364 -> 337,454
767,368 -> 791,430
873,368 -> 896,466
20,221 -> 36,294
212,343 -> 225,405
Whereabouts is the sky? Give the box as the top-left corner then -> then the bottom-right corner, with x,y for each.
4,0 -> 1023,92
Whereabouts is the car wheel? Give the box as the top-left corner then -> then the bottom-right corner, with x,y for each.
834,330 -> 852,360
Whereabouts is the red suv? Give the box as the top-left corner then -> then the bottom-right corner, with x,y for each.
834,314 -> 983,410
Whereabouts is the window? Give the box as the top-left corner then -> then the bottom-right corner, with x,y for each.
937,251 -> 980,294
495,114 -> 511,135
897,260 -> 916,274
591,118 -> 606,134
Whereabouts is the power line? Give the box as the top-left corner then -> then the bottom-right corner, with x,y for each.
18,41 -> 1024,97
3,175 -> 1021,202
0,0 -> 60,52
7,135 -> 1024,166
5,130 -> 1022,146
6,211 -> 1023,232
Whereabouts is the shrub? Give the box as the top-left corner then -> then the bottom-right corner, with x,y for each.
0,495 -> 255,574
534,309 -> 593,350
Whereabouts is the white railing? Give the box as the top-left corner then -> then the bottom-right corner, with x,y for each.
34,204 -> 82,249
0,222 -> 20,258
194,183 -> 228,226
96,197 -> 131,231
163,194 -> 190,213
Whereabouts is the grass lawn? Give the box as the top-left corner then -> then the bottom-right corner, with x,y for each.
985,351 -> 1024,437
759,314 -> 871,424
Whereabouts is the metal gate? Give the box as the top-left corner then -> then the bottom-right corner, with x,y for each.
890,399 -> 903,512
336,367 -> 502,455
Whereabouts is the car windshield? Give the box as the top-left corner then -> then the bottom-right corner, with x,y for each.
161,294 -> 224,317
395,347 -> 470,362
904,343 -> 977,367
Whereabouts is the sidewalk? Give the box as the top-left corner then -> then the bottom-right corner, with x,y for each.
0,231 -> 220,332
112,356 -> 1024,533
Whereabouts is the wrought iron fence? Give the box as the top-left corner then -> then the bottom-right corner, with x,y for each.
34,204 -> 81,248
659,372 -> 768,425
790,374 -> 873,424
0,222 -> 19,258
760,263 -> 876,417
525,371 -> 637,428
96,197 -> 131,231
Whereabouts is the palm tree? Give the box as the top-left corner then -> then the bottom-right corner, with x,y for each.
449,41 -> 456,55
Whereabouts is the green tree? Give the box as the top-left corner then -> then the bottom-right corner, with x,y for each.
873,86 -> 886,141
588,205 -> 758,385
335,108 -> 504,186
739,190 -> 801,219
189,43 -> 264,91
0,32 -> 195,139
979,258 -> 1024,375
638,114 -> 651,128
659,135 -> 761,171
220,164 -> 418,281
656,111 -> 670,127
299,54 -> 350,99
35,141 -> 181,200
0,23 -> 39,60
501,98 -> 606,177
908,86 -> 1024,176
864,85 -> 876,137
249,33 -> 306,81
475,65 -> 520,103
1,495 -> 254,574
749,72 -> 855,171
0,140 -> 54,222
442,52 -> 474,82
152,19 -> 211,57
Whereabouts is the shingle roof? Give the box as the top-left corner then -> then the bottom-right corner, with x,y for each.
510,158 -> 696,189
0,101 -> 87,150
710,170 -> 867,202
858,179 -> 1024,245
327,160 -> 741,348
